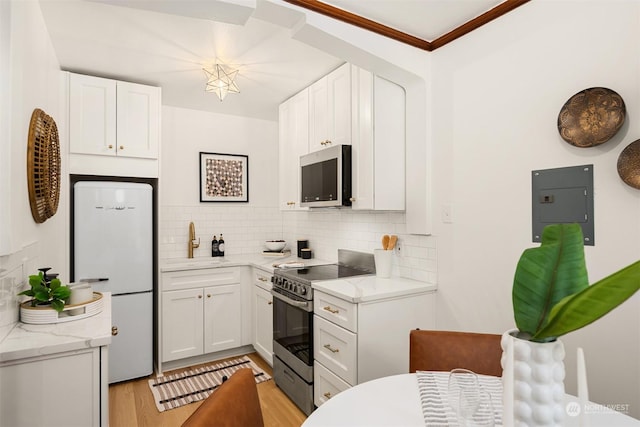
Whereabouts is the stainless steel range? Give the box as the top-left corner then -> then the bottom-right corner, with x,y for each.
271,250 -> 375,415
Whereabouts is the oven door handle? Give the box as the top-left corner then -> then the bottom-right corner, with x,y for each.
271,290 -> 313,312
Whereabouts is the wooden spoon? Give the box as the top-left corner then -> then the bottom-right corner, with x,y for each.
388,235 -> 398,250
381,235 -> 390,250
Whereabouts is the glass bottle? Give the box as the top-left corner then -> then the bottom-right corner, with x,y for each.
218,234 -> 225,257
212,235 -> 219,257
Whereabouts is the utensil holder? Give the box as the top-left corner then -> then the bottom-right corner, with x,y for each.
374,249 -> 392,278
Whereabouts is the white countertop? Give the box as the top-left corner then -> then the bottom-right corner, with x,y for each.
0,292 -> 112,363
313,275 -> 437,303
160,253 -> 333,274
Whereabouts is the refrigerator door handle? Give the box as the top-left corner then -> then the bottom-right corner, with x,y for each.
79,277 -> 109,283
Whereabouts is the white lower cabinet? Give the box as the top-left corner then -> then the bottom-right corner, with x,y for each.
161,267 -> 244,364
314,359 -> 350,407
162,288 -> 205,361
313,290 -> 435,407
204,284 -> 242,353
0,347 -> 106,426
314,315 -> 357,385
253,269 -> 274,365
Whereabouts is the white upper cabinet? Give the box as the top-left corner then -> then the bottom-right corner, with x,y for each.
278,63 -> 406,212
279,88 -> 309,210
69,73 -> 160,159
69,73 -> 117,156
351,68 -> 406,211
309,63 -> 351,152
116,80 -> 160,159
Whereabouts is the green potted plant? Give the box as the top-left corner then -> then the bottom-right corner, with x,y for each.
513,223 -> 640,341
18,270 -> 71,313
503,223 -> 640,426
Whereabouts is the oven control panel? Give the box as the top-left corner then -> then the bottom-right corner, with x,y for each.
272,274 -> 313,300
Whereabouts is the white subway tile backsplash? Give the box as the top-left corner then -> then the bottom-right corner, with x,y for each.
159,205 -> 437,283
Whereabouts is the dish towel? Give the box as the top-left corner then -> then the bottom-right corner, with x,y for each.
416,370 -> 503,426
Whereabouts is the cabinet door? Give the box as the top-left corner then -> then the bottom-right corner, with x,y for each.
0,348 -> 101,426
278,89 -> 309,210
253,285 -> 273,365
309,63 -> 351,152
116,81 -> 160,159
69,73 -> 117,156
308,76 -> 328,153
314,315 -> 357,385
351,70 -> 406,211
327,63 -> 351,147
204,284 -> 242,353
162,289 -> 204,362
314,360 -> 350,407
350,66 -> 375,210
372,75 -> 405,210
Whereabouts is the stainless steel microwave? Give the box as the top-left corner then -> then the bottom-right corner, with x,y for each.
300,144 -> 352,208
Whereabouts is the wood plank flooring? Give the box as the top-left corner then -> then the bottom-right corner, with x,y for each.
109,353 -> 307,427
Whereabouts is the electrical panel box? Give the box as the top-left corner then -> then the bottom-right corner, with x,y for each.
531,165 -> 594,245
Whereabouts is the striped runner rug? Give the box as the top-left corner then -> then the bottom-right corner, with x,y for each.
148,355 -> 271,412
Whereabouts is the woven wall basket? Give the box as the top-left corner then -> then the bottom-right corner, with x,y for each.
27,108 -> 60,223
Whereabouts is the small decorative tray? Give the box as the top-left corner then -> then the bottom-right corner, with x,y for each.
262,250 -> 291,257
20,292 -> 104,324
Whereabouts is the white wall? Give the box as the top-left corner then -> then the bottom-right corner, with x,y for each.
429,1 -> 640,417
0,1 -> 63,336
159,105 -> 283,258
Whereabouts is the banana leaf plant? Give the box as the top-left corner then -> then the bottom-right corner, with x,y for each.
18,271 -> 71,312
513,223 -> 640,342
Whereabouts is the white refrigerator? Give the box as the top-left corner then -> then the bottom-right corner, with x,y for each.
73,181 -> 153,383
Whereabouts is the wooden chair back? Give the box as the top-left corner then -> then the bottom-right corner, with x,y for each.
181,368 -> 265,427
409,329 -> 503,377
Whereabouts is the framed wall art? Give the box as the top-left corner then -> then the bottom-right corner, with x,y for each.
199,152 -> 249,202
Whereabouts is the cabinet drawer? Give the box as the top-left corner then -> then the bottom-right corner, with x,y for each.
314,315 -> 357,385
254,269 -> 272,292
162,267 -> 240,292
314,291 -> 357,332
314,361 -> 350,407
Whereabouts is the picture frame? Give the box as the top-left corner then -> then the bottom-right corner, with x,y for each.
199,152 -> 249,202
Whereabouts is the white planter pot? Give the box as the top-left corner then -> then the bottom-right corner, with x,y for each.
501,329 -> 566,426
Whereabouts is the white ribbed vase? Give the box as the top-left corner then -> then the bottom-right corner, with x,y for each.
501,330 -> 566,426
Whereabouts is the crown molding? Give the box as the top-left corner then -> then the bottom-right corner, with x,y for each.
284,0 -> 530,51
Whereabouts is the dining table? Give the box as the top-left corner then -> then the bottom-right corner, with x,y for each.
301,371 -> 640,426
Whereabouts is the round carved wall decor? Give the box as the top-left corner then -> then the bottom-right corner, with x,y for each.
27,108 -> 60,223
557,87 -> 626,148
617,139 -> 640,190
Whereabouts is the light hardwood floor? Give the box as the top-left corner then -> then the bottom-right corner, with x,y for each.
109,353 -> 307,427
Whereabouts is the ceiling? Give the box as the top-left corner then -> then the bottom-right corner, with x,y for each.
38,0 -> 524,121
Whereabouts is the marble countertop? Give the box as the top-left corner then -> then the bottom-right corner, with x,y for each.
0,292 -> 112,363
313,275 -> 437,303
160,253 -> 333,274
